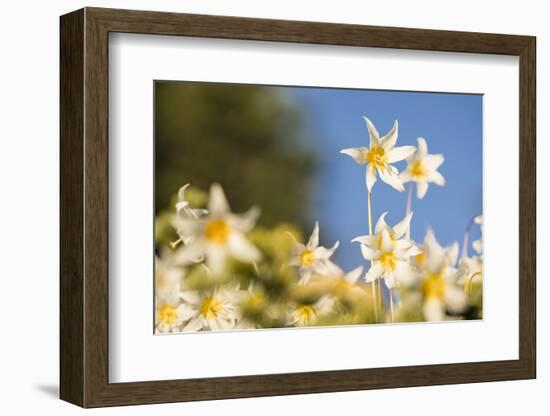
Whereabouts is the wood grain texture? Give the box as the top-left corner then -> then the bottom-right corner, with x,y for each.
59,7 -> 537,408
59,8 -> 84,407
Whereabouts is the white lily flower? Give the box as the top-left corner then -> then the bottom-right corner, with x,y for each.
353,212 -> 420,289
288,221 -> 340,284
400,137 -> 445,199
472,215 -> 483,255
172,184 -> 209,247
155,301 -> 191,333
341,117 -> 415,192
414,229 -> 466,321
178,287 -> 240,332
291,296 -> 335,326
173,183 -> 261,274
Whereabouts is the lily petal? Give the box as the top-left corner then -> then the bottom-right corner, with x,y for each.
416,180 -> 429,199
307,221 -> 320,249
205,244 -> 228,275
417,137 -> 428,159
366,164 -> 377,191
363,117 -> 380,146
375,212 -> 389,234
228,206 -> 260,232
365,262 -> 383,283
380,228 -> 393,252
387,145 -> 415,163
208,183 -> 230,216
360,243 -> 380,261
228,233 -> 261,263
393,212 -> 413,239
344,266 -> 364,284
378,167 -> 405,192
423,154 -> 445,171
423,299 -> 445,322
429,170 -> 446,186
340,147 -> 367,165
400,170 -> 412,183
351,235 -> 376,247
314,240 -> 339,259
381,120 -> 399,150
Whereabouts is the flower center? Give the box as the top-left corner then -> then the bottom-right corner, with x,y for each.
200,295 -> 224,320
379,252 -> 397,271
294,305 -> 316,324
158,304 -> 178,325
248,293 -> 266,310
410,161 -> 426,179
300,249 -> 315,267
414,251 -> 425,265
204,219 -> 230,244
422,273 -> 447,299
365,146 -> 388,169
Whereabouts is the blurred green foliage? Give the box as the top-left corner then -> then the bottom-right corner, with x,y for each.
155,82 -> 315,227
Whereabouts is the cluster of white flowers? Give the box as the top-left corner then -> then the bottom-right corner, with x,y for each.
155,116 -> 483,333
340,116 -> 482,322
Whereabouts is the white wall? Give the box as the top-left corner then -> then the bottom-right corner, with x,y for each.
0,0 -> 545,414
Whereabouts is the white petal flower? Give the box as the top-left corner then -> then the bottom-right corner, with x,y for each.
400,137 -> 445,199
414,230 -> 466,321
173,183 -> 261,274
341,117 -> 414,192
289,221 -> 340,284
472,215 -> 483,255
155,254 -> 184,302
172,184 -> 209,247
178,287 -> 240,332
155,301 -> 193,333
352,212 -> 419,289
291,296 -> 335,326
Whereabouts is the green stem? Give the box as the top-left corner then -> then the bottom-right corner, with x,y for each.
367,191 -> 379,323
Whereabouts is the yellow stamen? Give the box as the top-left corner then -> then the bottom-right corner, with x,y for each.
204,219 -> 230,244
415,251 -> 425,265
410,160 -> 426,180
200,295 -> 224,320
365,146 -> 388,170
422,273 -> 447,300
379,252 -> 397,271
300,249 -> 315,267
294,305 -> 316,324
158,304 -> 178,325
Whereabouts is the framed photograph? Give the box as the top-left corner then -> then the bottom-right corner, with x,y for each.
60,7 -> 536,408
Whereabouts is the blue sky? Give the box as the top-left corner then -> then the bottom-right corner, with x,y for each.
284,87 -> 483,271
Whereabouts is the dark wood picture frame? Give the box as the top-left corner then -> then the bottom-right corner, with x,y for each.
60,7 -> 536,408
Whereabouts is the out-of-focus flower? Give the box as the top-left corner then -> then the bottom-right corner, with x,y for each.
330,266 -> 365,297
400,137 -> 445,199
154,254 -> 188,333
288,221 -> 340,284
341,117 -> 415,192
414,230 -> 466,321
458,215 -> 483,293
178,287 -> 240,331
353,212 -> 420,289
172,184 -> 209,247
155,254 -> 184,301
291,296 -> 335,326
472,215 -> 483,255
155,300 -> 191,333
173,183 -> 261,274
